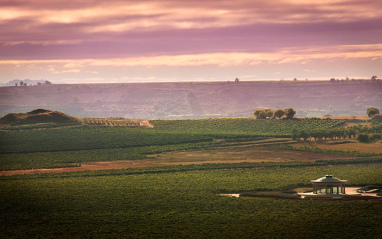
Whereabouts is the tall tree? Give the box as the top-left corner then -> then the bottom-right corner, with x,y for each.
274,109 -> 285,119
264,108 -> 274,118
285,108 -> 296,119
253,109 -> 261,119
367,107 -> 379,118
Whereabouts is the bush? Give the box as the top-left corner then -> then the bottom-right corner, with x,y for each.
367,107 -> 379,118
357,133 -> 370,143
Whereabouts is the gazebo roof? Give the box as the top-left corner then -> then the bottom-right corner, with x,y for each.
311,175 -> 347,183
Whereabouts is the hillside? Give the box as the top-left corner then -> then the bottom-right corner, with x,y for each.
0,81 -> 381,119
0,109 -> 78,125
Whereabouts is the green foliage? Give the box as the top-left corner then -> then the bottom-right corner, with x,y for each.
293,123 -> 382,142
152,118 -> 344,137
274,109 -> 285,119
367,107 -> 380,118
285,107 -> 296,119
0,127 -> 213,154
357,133 -> 370,143
253,108 -> 274,119
0,142 -> 212,171
1,163 -> 382,238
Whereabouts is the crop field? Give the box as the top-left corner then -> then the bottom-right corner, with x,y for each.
1,163 -> 382,238
1,118 -> 381,238
152,118 -> 345,136
0,118 -> 346,170
293,141 -> 382,154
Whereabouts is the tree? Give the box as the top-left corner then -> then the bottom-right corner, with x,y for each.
367,107 -> 379,118
264,108 -> 273,118
371,76 -> 377,81
357,133 -> 370,143
299,131 -> 310,141
274,109 -> 285,119
20,81 -> 24,86
253,109 -> 261,119
285,108 -> 296,119
330,78 -> 336,82
45,80 -> 52,85
258,111 -> 267,119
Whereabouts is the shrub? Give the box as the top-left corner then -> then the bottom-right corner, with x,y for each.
357,133 -> 370,143
367,107 -> 379,118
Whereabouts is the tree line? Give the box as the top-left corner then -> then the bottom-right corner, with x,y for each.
292,123 -> 382,143
253,108 -> 296,119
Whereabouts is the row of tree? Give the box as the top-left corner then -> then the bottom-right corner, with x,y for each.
329,76 -> 378,82
253,108 -> 296,119
292,123 -> 382,142
15,80 -> 51,87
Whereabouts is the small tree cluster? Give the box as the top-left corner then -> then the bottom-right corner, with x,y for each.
367,107 -> 379,118
15,80 -> 51,87
253,108 -> 296,119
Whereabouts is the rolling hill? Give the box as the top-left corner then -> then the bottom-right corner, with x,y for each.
0,81 -> 381,119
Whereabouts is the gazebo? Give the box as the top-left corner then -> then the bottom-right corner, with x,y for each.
311,175 -> 347,194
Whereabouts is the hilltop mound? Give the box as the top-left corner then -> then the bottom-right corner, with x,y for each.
0,109 -> 78,125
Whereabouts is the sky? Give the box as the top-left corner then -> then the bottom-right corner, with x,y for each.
0,0 -> 381,84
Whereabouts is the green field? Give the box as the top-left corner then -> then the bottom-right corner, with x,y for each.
0,118 -> 345,170
1,118 -> 381,238
1,164 -> 382,238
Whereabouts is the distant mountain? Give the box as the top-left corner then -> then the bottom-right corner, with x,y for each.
0,81 -> 381,119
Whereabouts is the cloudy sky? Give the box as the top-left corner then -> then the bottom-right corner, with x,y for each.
1,0 -> 381,84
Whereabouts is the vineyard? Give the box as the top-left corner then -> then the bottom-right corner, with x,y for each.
275,145 -> 382,157
82,118 -> 140,126
0,118 -> 347,170
151,118 -> 345,136
1,117 -> 382,238
1,163 -> 381,238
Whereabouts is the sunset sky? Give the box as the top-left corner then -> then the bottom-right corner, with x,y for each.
1,0 -> 381,84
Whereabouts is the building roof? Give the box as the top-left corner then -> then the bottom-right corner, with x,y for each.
311,175 -> 347,183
